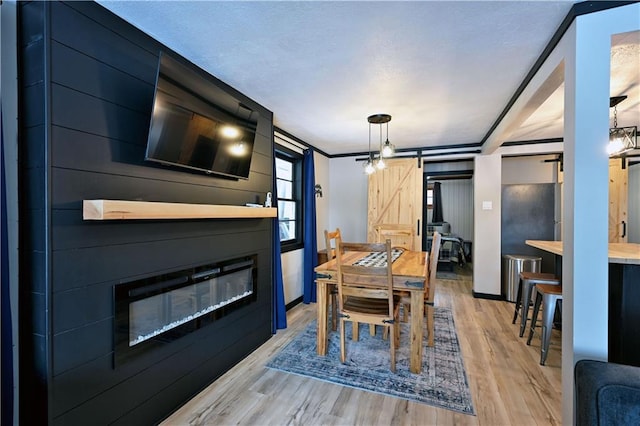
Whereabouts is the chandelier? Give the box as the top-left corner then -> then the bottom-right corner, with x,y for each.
364,114 -> 395,174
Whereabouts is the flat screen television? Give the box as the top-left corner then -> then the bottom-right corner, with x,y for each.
145,53 -> 257,179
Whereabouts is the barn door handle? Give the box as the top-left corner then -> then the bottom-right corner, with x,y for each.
416,219 -> 420,236
621,221 -> 627,238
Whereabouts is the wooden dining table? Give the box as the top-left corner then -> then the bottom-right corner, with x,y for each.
314,249 -> 429,374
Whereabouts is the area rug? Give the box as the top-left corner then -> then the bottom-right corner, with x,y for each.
266,307 -> 475,415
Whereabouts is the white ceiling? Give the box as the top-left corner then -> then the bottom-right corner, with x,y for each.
98,1 -> 639,156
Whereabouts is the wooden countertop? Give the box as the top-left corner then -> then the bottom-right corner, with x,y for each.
526,240 -> 640,265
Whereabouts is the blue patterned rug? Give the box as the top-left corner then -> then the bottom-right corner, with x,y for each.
266,307 -> 475,415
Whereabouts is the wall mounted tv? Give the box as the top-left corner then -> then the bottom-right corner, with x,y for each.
145,52 -> 257,179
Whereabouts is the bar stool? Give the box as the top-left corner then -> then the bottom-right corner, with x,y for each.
527,283 -> 563,365
512,271 -> 560,337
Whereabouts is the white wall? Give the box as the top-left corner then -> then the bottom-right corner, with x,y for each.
502,154 -> 558,184
328,157 -> 369,242
314,152 -> 330,247
473,154 -> 502,295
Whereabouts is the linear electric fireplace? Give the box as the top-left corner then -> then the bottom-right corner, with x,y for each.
114,255 -> 257,366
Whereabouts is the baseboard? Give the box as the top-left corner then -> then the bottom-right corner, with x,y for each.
472,291 -> 504,301
285,296 -> 303,311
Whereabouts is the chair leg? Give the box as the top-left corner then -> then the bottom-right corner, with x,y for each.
330,291 -> 337,331
527,291 -> 542,345
369,324 -> 376,336
390,323 -> 396,373
540,296 -> 557,366
402,303 -> 410,322
519,280 -> 533,337
427,304 -> 435,347
352,321 -> 359,341
512,277 -> 523,324
339,318 -> 346,364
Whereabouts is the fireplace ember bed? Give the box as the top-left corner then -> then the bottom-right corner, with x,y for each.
114,255 -> 257,366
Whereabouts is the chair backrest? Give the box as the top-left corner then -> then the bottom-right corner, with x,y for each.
427,231 -> 442,304
335,238 -> 395,316
374,223 -> 414,250
324,228 -> 342,260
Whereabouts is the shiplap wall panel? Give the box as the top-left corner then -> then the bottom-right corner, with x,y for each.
18,1 -> 275,424
51,306 -> 271,421
49,127 -> 272,194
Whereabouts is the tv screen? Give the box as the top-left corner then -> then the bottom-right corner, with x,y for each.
145,53 -> 257,179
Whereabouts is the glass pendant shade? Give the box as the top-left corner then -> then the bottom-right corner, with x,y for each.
382,139 -> 395,157
608,126 -> 637,156
364,158 -> 376,174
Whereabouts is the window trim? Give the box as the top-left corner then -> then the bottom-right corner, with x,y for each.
275,145 -> 304,253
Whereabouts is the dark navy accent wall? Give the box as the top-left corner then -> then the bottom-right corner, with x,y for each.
18,2 -> 274,424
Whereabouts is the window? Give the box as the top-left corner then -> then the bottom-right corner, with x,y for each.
426,184 -> 434,210
275,146 -> 303,252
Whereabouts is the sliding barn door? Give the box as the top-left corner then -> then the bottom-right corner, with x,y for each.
367,158 -> 423,250
609,158 -> 628,243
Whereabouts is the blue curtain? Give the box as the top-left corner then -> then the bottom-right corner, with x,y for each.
1,108 -> 13,424
303,149 -> 318,303
272,153 -> 287,332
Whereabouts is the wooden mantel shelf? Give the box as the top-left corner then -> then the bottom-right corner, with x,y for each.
83,199 -> 277,220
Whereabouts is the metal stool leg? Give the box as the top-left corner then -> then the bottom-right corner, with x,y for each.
519,279 -> 534,337
540,295 -> 559,366
527,289 -> 543,345
512,276 -> 523,324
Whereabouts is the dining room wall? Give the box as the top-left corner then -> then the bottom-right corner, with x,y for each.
328,157 -> 369,242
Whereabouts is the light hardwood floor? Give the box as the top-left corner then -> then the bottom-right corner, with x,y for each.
162,270 -> 562,425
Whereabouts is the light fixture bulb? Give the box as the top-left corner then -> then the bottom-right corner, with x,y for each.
376,158 -> 385,170
381,140 -> 395,157
607,138 -> 624,155
221,125 -> 240,138
229,141 -> 246,156
364,160 -> 376,175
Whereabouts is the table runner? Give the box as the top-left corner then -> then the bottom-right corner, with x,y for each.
352,248 -> 404,267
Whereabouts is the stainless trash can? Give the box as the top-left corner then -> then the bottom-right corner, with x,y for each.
502,254 -> 542,302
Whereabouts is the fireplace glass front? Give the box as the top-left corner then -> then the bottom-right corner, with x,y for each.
114,255 -> 257,366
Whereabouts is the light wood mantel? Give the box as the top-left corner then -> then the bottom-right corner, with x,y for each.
83,199 -> 277,220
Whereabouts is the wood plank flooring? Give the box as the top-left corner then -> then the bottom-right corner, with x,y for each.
161,270 -> 562,425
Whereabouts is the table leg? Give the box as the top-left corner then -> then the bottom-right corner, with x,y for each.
316,280 -> 328,355
410,291 -> 424,373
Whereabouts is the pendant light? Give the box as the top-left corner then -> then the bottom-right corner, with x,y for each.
364,119 -> 376,174
381,121 -> 395,157
608,95 -> 638,156
365,113 -> 393,174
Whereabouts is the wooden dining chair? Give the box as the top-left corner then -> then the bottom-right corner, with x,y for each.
374,223 -> 415,251
324,228 -> 341,331
335,238 -> 401,372
424,231 -> 442,347
397,231 -> 441,346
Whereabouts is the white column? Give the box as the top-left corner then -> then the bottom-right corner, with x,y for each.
562,4 -> 640,425
473,153 -> 502,295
